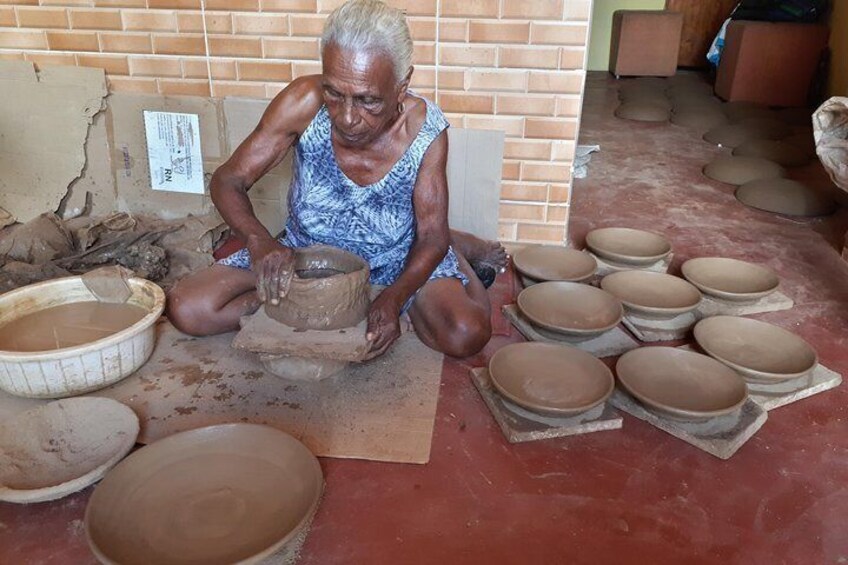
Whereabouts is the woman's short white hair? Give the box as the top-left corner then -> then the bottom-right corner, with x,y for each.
322,0 -> 413,82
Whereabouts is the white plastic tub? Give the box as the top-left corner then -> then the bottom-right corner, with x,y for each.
0,276 -> 165,399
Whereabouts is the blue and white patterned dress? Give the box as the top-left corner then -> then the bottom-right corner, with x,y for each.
219,92 -> 468,294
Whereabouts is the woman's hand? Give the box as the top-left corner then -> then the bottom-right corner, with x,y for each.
364,291 -> 403,360
248,236 -> 296,306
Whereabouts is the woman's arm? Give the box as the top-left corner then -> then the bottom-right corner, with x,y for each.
365,130 -> 450,358
210,76 -> 322,303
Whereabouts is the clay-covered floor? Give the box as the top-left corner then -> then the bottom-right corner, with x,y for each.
2,72 -> 848,564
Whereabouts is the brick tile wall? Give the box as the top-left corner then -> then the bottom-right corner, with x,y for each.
0,0 -> 593,244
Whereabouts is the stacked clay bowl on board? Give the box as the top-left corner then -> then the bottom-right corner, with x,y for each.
585,227 -> 672,266
0,275 -> 165,398
516,282 -> 624,340
512,246 -> 597,286
681,257 -> 779,302
616,346 -> 749,421
488,342 -> 615,418
600,271 -> 702,319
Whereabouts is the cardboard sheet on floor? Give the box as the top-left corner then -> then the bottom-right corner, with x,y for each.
77,320 -> 440,464
0,62 -> 107,223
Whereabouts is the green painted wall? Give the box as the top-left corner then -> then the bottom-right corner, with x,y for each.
587,0 -> 667,72
829,1 -> 848,96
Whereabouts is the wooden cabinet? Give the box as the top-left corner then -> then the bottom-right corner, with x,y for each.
666,0 -> 738,67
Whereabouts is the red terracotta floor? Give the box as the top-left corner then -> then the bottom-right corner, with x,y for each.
2,73 -> 848,564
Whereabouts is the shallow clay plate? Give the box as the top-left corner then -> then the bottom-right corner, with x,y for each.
512,246 -> 597,283
489,342 -> 614,417
681,257 -> 779,302
85,423 -> 323,565
736,178 -> 837,217
0,397 -> 139,504
694,316 -> 818,383
600,271 -> 701,318
616,347 -> 748,421
585,227 -> 672,265
517,281 -> 623,337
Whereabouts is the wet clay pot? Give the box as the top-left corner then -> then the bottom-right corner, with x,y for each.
265,245 -> 370,331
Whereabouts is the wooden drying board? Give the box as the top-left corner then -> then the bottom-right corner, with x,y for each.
0,320 -> 445,465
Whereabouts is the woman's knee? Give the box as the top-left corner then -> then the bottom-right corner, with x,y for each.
165,283 -> 208,336
438,309 -> 491,358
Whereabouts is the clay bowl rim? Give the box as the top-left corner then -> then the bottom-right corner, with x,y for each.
289,244 -> 370,283
512,246 -> 598,283
681,257 -> 780,302
616,346 -> 749,421
84,422 -> 324,565
0,398 -> 140,504
488,342 -> 615,417
693,316 -> 819,382
0,275 -> 165,361
600,270 -> 702,318
516,281 -> 624,337
585,227 -> 672,266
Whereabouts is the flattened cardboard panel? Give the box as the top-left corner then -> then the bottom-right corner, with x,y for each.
447,128 -> 504,240
0,62 -> 107,223
108,93 -> 223,219
61,109 -> 117,218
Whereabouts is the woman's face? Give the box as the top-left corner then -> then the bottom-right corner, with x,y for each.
322,43 -> 405,148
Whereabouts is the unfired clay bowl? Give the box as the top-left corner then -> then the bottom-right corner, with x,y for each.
600,271 -> 701,318
85,423 -> 324,565
670,107 -> 728,130
702,155 -> 786,186
488,342 -> 614,417
585,227 -> 671,265
265,245 -> 370,331
681,257 -> 779,302
517,282 -> 623,338
694,316 -> 818,383
736,178 -> 837,217
512,246 -> 597,283
703,122 -> 786,148
616,347 -> 748,421
0,397 -> 139,504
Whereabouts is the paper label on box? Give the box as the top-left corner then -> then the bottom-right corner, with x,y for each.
143,110 -> 204,194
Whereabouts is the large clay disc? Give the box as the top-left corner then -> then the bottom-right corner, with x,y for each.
694,316 -> 818,383
703,122 -> 787,148
735,178 -> 837,217
724,101 -> 775,122
615,102 -> 670,122
736,117 -> 793,138
670,106 -> 728,130
703,155 -> 786,185
488,342 -> 614,417
619,92 -> 673,111
0,398 -> 139,504
585,227 -> 671,265
732,139 -> 812,167
681,257 -> 779,302
512,246 -> 597,283
600,271 -> 701,318
85,424 -> 324,565
616,347 -> 748,421
516,281 -> 623,337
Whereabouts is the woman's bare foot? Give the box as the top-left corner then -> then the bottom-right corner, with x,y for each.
450,230 -> 509,287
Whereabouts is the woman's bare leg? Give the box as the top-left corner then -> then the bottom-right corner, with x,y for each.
166,265 -> 258,336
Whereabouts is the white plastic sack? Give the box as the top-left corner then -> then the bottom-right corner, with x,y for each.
813,97 -> 848,192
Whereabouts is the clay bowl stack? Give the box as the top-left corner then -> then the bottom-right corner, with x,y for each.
600,271 -> 701,319
694,316 -> 818,384
681,257 -> 779,303
585,227 -> 672,267
512,246 -> 597,286
516,282 -> 624,341
488,342 -> 615,417
616,347 -> 749,421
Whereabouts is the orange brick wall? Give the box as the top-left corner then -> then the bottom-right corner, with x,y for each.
0,0 -> 592,244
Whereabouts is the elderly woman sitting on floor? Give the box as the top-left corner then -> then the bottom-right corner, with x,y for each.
167,0 -> 507,359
